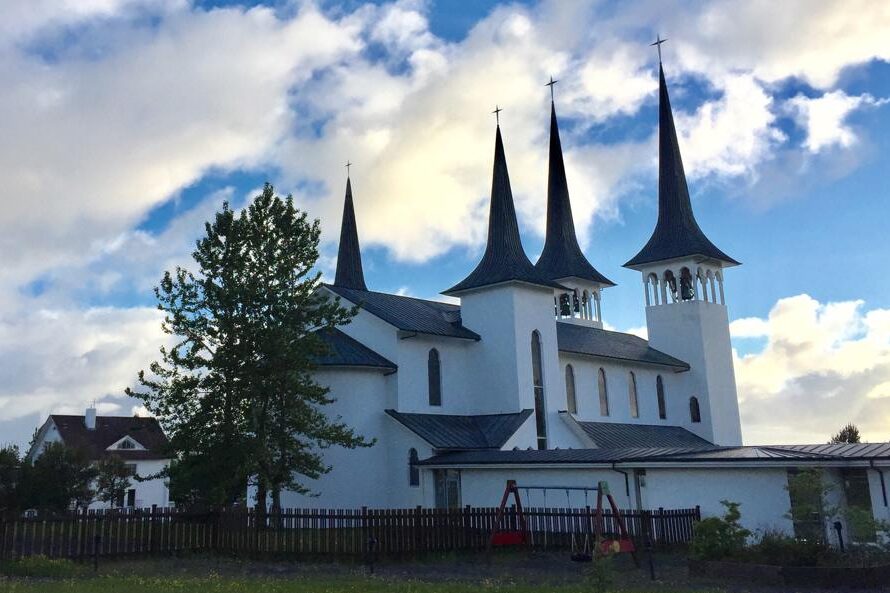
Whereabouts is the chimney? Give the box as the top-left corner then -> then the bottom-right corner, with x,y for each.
85,406 -> 97,431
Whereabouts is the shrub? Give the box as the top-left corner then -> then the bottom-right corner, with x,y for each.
0,555 -> 88,578
746,528 -> 831,566
691,500 -> 751,560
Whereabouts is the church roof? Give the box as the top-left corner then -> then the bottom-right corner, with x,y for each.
325,284 -> 481,340
313,327 -> 396,372
417,442 -> 890,467
556,322 -> 689,370
624,64 -> 738,269
386,409 -> 533,450
47,415 -> 170,461
444,126 -> 566,295
576,421 -> 711,449
535,103 -> 614,286
334,177 -> 368,290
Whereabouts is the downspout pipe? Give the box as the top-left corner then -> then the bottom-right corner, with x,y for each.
869,460 -> 888,507
611,463 -> 630,498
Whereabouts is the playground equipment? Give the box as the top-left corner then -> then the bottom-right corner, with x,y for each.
489,479 -> 636,562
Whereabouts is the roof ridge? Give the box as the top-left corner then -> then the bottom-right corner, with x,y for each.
325,284 -> 460,309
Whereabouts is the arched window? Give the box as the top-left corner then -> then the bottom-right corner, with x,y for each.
408,448 -> 420,486
690,397 -> 701,423
628,372 -> 639,418
598,368 -> 609,416
531,331 -> 547,450
680,267 -> 695,301
656,375 -> 667,420
428,349 -> 442,406
565,365 -> 577,414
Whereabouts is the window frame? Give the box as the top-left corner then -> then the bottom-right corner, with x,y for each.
531,331 -> 547,450
628,372 -> 639,418
656,375 -> 667,420
427,348 -> 442,407
598,368 -> 609,416
408,448 -> 420,487
565,364 -> 577,414
690,396 -> 701,423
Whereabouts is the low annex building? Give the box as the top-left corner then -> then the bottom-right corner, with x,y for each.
295,61 -> 887,543
28,407 -> 171,509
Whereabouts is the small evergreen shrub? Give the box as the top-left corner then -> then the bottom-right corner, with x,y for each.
691,500 -> 751,560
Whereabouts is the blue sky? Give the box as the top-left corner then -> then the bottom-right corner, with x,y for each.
1,0 -> 889,449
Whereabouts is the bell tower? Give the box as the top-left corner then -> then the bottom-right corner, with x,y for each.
624,55 -> 742,446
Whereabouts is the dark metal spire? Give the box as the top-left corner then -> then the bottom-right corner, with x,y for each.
535,100 -> 614,286
625,62 -> 738,269
444,125 -> 564,295
334,176 -> 368,290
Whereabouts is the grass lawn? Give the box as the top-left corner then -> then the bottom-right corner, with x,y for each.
0,553 -> 744,593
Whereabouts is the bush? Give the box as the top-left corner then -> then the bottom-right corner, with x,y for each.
0,555 -> 89,578
745,528 -> 832,566
691,500 -> 751,560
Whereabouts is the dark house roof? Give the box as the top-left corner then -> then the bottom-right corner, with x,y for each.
556,322 -> 689,370
49,415 -> 171,460
334,177 -> 368,290
418,442 -> 890,467
625,64 -> 738,269
576,421 -> 712,449
313,327 -> 396,372
325,284 -> 480,340
386,409 -> 533,450
535,103 -> 614,286
444,126 -> 565,295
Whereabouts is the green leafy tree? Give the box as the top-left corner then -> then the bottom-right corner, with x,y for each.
829,423 -> 861,444
0,445 -> 22,514
129,183 -> 371,510
94,455 -> 132,507
27,443 -> 97,513
785,468 -> 836,542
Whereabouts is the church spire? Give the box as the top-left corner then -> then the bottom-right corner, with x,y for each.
334,175 -> 368,291
624,62 -> 738,269
535,99 -> 614,286
444,122 -> 563,296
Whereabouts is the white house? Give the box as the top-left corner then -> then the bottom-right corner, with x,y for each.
281,61 -> 887,544
28,407 -> 171,509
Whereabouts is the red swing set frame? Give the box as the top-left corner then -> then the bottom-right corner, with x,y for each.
489,479 -> 636,557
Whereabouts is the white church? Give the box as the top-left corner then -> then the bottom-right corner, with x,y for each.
286,62 -> 888,541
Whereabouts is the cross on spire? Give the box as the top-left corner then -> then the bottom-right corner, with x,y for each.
492,105 -> 502,125
545,76 -> 558,102
651,34 -> 668,63
345,161 -> 352,177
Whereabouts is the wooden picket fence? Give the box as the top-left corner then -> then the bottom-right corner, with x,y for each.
0,505 -> 700,561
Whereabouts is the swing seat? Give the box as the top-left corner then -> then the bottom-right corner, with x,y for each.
599,537 -> 635,555
491,531 -> 526,546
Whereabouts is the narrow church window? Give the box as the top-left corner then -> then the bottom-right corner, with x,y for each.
656,375 -> 667,420
409,448 -> 420,487
119,439 -> 135,450
628,372 -> 639,418
428,349 -> 442,406
690,397 -> 701,423
565,365 -> 577,414
531,331 -> 547,450
598,368 -> 609,416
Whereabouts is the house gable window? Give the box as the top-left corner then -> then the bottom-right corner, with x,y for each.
656,375 -> 667,420
628,372 -> 639,418
598,368 -> 609,416
428,349 -> 442,406
565,365 -> 577,414
531,331 -> 547,450
118,439 -> 136,450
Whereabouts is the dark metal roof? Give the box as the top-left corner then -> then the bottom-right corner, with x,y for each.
313,327 -> 396,372
444,126 -> 566,295
386,409 -> 533,450
334,177 -> 368,290
625,64 -> 739,269
49,415 -> 171,460
556,322 -> 689,370
577,421 -> 712,449
535,103 -> 614,286
418,442 -> 890,466
325,284 -> 480,340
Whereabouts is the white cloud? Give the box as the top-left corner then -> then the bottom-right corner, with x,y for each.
787,90 -> 888,153
735,294 -> 890,444
730,316 -> 770,338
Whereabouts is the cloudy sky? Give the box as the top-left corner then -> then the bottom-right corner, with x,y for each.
1,0 -> 889,448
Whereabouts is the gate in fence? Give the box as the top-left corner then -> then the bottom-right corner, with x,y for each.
0,505 -> 700,560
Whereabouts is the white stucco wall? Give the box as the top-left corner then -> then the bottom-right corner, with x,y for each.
644,467 -> 793,534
